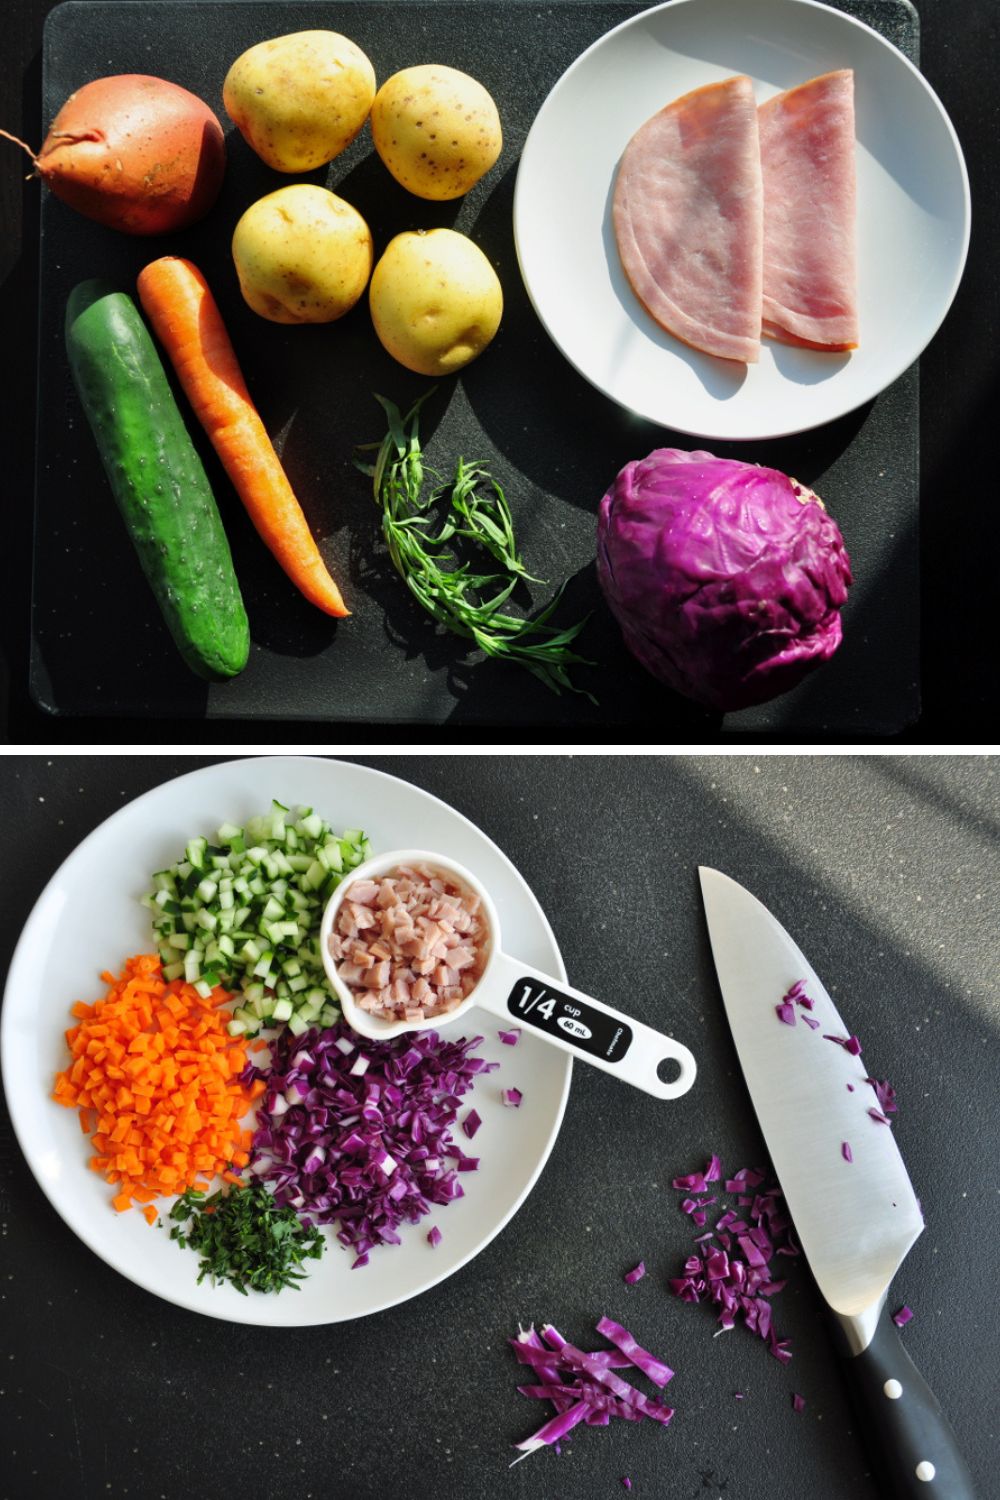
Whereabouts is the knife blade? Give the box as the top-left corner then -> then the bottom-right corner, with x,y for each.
699,867 -> 976,1499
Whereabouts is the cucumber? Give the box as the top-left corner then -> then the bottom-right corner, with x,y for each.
65,280 -> 250,680
143,801 -> 371,1038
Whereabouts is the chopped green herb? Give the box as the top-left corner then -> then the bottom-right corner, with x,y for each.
168,1181 -> 325,1295
356,393 -> 595,700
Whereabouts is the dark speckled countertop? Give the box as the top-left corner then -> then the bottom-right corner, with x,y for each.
1,753 -> 997,1498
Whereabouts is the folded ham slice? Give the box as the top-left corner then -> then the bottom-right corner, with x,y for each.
613,75 -> 763,364
758,70 -> 858,350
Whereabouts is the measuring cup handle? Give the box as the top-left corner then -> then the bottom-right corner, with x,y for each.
476,950 -> 697,1101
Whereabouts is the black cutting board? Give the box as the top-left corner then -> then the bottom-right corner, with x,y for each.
31,0 -> 920,731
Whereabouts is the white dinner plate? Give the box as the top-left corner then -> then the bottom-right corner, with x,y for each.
0,756 -> 571,1326
513,0 -> 970,441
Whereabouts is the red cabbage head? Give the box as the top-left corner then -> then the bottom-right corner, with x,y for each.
597,448 -> 852,710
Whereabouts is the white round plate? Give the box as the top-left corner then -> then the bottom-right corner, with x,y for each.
1,756 -> 571,1326
513,0 -> 970,441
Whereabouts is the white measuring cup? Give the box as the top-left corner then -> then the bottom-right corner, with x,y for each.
319,849 -> 697,1100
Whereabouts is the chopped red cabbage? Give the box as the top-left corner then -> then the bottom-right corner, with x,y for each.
802,1016 -> 820,1031
893,1306 -> 913,1328
775,1002 -> 797,1026
462,1108 -> 482,1139
498,1028 -> 521,1046
734,1392 -> 745,1401
824,1033 -> 863,1056
868,1108 -> 891,1126
427,1225 -> 442,1247
624,1261 -> 646,1285
501,1088 -> 523,1109
866,1077 -> 898,1115
669,1157 -> 797,1363
782,981 -> 815,1010
510,1319 -> 675,1462
792,1393 -> 806,1412
842,1141 -> 853,1163
672,1169 -> 709,1192
240,1021 -> 497,1263
621,1479 -> 633,1492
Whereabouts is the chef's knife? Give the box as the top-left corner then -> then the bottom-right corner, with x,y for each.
698,867 -> 976,1499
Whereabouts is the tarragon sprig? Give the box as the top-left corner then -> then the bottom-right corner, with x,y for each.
356,393 -> 595,700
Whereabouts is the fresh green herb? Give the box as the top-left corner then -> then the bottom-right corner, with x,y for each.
356,393 -> 595,699
168,1180 -> 325,1295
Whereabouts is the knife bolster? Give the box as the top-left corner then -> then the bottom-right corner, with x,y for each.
831,1296 -> 887,1355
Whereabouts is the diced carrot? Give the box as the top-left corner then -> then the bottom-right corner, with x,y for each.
53,955 -> 259,1214
142,1206 -> 158,1226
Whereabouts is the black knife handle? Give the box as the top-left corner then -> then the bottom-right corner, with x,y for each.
837,1302 -> 976,1497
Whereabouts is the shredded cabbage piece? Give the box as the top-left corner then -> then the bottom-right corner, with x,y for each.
509,1318 -> 675,1462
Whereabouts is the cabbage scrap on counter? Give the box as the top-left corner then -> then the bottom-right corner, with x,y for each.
509,1318 -> 675,1462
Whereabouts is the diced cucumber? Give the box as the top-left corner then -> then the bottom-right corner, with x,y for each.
142,803 -> 369,1034
186,838 -> 207,870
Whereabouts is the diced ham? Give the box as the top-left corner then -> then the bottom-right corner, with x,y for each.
345,880 -> 380,906
331,862 -> 489,1022
337,962 -> 366,985
377,879 -> 398,909
758,70 -> 858,350
613,75 -> 763,363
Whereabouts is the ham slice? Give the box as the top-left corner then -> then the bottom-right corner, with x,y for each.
613,76 -> 763,364
758,70 -> 858,350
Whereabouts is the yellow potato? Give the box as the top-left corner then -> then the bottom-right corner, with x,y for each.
232,184 -> 373,324
223,30 -> 376,172
369,228 -> 503,375
370,64 -> 501,200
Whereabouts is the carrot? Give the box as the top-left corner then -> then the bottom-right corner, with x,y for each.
53,955 -> 258,1218
136,256 -> 349,617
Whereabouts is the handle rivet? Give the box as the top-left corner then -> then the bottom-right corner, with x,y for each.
915,1461 -> 936,1482
882,1379 -> 903,1400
